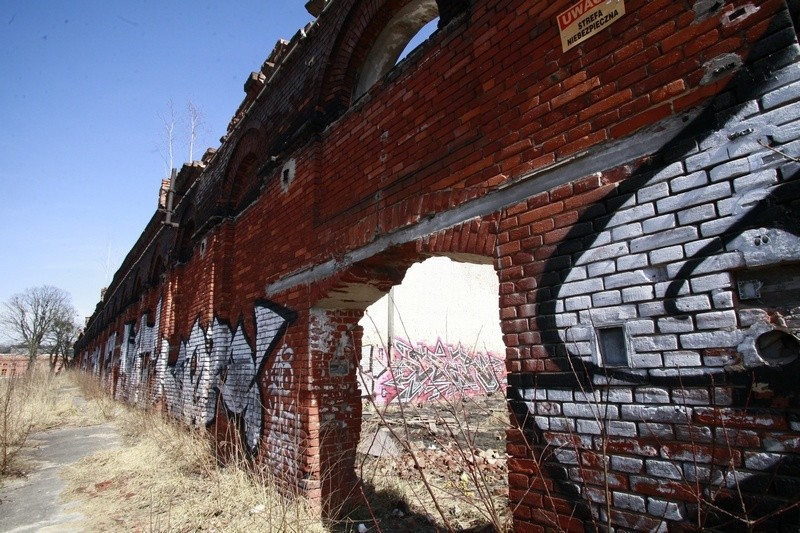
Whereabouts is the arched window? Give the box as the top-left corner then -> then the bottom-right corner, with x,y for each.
353,0 -> 439,100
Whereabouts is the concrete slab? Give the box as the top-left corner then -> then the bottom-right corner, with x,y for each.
0,415 -> 121,532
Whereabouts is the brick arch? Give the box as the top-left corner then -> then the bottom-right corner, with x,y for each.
318,0 -> 437,115
219,128 -> 264,215
306,216 -> 500,513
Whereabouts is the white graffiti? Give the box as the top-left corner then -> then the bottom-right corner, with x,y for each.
109,299 -> 294,453
264,343 -> 300,476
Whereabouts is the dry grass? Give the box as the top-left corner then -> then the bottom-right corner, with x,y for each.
1,368 -> 82,476
346,394 -> 510,532
62,377 -> 328,532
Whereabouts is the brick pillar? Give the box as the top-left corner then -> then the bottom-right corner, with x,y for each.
309,308 -> 364,516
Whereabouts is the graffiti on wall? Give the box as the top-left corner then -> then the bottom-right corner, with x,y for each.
361,338 -> 506,404
109,298 -> 296,453
512,14 -> 800,526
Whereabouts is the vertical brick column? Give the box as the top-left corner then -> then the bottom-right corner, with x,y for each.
308,308 -> 364,515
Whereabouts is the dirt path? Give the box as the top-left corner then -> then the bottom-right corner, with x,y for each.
0,387 -> 122,533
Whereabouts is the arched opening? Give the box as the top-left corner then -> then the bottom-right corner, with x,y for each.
307,236 -> 507,526
353,0 -> 439,100
353,255 -> 508,530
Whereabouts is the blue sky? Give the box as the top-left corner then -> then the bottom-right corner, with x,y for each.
0,2 -> 313,325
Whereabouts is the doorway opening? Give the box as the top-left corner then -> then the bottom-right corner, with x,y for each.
353,255 -> 509,531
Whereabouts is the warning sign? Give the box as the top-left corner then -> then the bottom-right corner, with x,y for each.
558,0 -> 625,52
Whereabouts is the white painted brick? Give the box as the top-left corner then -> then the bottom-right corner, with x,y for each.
534,416 -> 550,429
587,260 -> 616,277
655,278 -> 691,300
670,170 -> 708,192
744,452 -> 784,471
680,330 -> 744,349
602,388 -> 633,403
573,390 -> 601,403
709,157 -> 750,182
649,367 -> 709,379
677,203 -> 716,225
663,350 -> 702,367
690,272 -> 732,293
684,237 -> 719,256
649,245 -> 685,265
635,387 -> 670,403
637,182 -> 669,203
695,310 -> 737,330
603,270 -> 653,289
657,316 -> 695,333
712,290 -> 734,309
575,242 -> 630,265
562,264 -> 588,282
627,319 -> 655,335
631,226 -> 698,253
611,222 -> 643,241
716,197 -> 736,217
700,216 -> 736,236
611,455 -> 643,473
648,499 -> 685,521
581,305 -> 639,324
606,420 -> 638,437
656,181 -> 731,213
620,405 -> 692,424
607,203 -> 656,227
763,78 -> 800,109
554,449 -> 579,465
563,402 -> 602,419
671,295 -> 711,312
613,492 -> 646,513
676,424 -> 713,442
617,253 -> 648,271
622,285 -> 655,302
738,308 -> 769,327
671,387 -> 710,404
565,326 -> 593,342
555,312 -> 578,327
550,417 -> 576,431
560,278 -> 605,297
733,169 -> 778,193
630,353 -> 663,368
536,401 -> 562,415
638,301 -> 666,317
666,251 -> 744,277
683,463 -> 724,484
649,161 -> 686,182
565,295 -> 592,311
577,418 -> 602,434
643,213 -> 677,234
593,230 -> 612,246
591,290 -> 622,306
633,335 -> 678,352
547,389 -> 573,401
640,423 -> 675,439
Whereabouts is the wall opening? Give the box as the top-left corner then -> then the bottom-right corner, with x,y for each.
353,255 -> 509,530
353,0 -> 439,100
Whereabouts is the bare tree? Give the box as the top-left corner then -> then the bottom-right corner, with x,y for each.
158,99 -> 177,178
186,100 -> 204,162
158,99 -> 206,178
46,309 -> 80,373
0,286 -> 77,372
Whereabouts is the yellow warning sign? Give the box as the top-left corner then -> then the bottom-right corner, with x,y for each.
558,0 -> 625,52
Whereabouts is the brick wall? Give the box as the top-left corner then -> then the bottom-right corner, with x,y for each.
75,0 -> 800,528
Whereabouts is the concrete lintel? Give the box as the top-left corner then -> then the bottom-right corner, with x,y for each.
266,110 -> 702,298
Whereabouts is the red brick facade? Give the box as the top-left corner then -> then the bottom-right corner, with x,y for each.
76,0 -> 800,528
